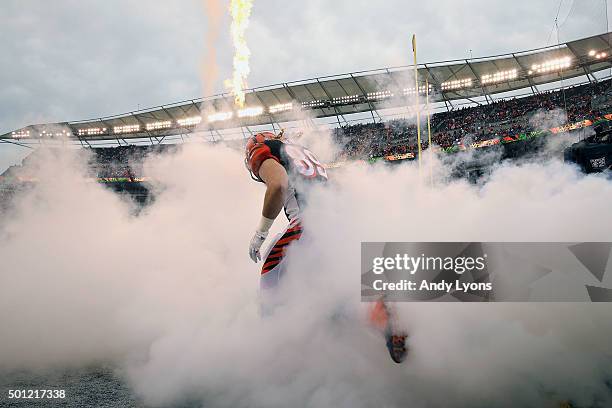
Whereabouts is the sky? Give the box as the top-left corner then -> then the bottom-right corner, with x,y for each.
0,0 -> 610,171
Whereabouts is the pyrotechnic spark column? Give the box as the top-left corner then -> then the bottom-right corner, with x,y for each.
226,0 -> 254,108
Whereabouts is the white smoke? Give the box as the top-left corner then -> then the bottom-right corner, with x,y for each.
529,107 -> 568,131
0,138 -> 611,407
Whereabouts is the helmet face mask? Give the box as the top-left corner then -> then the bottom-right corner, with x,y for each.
244,156 -> 261,182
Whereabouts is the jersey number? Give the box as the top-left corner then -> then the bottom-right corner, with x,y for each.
284,144 -> 328,179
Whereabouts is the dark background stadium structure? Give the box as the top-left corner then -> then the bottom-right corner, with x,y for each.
564,120 -> 612,172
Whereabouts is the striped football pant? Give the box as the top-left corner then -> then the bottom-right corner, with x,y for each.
260,218 -> 303,291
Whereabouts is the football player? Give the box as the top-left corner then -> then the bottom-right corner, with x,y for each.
245,130 -> 406,363
245,130 -> 327,290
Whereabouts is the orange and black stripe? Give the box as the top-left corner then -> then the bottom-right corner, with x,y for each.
261,222 -> 303,275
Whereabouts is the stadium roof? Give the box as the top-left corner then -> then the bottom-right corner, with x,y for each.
2,32 -> 612,142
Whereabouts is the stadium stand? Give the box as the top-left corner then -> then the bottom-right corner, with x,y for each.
334,78 -> 612,159
1,78 -> 611,185
90,144 -> 178,179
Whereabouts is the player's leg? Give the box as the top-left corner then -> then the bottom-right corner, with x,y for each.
260,218 -> 302,288
259,219 -> 303,314
368,297 -> 408,363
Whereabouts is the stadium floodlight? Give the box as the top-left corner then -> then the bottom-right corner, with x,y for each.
78,127 -> 107,136
37,129 -> 74,138
332,94 -> 361,104
301,100 -> 326,108
145,120 -> 172,131
403,84 -> 433,95
11,130 -> 30,138
237,106 -> 264,118
177,116 -> 202,126
585,49 -> 608,59
440,78 -> 472,91
481,69 -> 517,85
268,102 -> 293,114
114,124 -> 140,134
366,90 -> 394,100
208,111 -> 233,122
529,56 -> 571,74
52,130 -> 72,137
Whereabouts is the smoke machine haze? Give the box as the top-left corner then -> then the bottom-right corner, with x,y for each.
0,137 -> 611,407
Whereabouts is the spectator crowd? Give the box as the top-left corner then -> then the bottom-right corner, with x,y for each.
90,144 -> 177,179
334,78 -> 611,159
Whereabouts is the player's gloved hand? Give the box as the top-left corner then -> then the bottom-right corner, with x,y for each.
249,230 -> 268,262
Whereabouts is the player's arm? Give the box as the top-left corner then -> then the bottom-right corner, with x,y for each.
248,158 -> 288,262
258,158 -> 288,219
